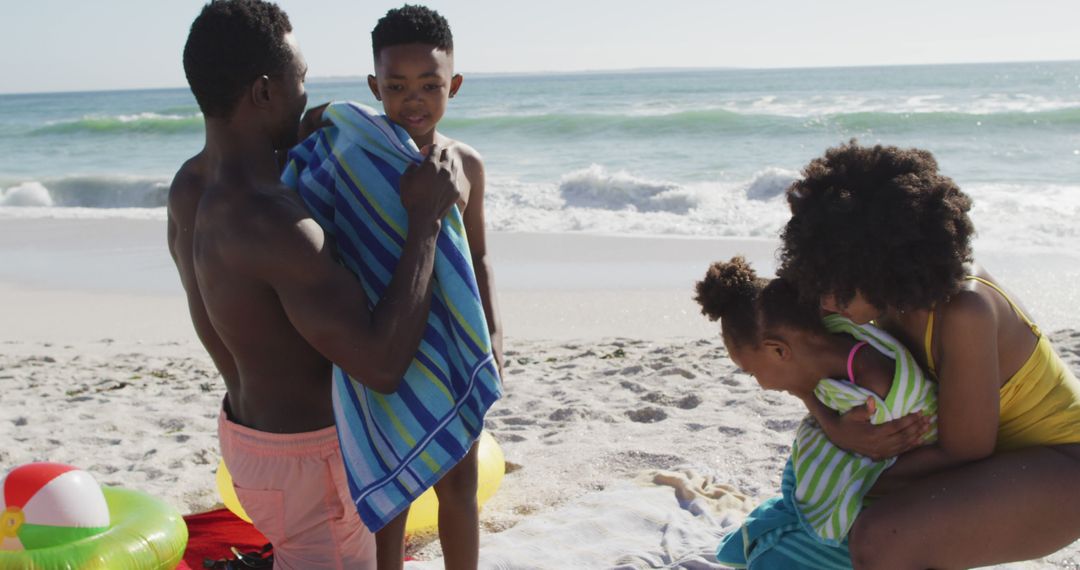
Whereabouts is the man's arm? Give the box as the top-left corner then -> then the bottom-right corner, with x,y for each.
249,146 -> 461,393
460,151 -> 503,375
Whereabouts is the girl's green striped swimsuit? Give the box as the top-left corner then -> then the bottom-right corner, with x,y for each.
791,315 -> 938,544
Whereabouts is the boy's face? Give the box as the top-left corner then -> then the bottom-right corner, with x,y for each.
368,43 -> 462,144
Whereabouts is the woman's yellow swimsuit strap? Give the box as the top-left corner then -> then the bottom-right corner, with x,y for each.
923,276 -> 1080,450
924,308 -> 937,375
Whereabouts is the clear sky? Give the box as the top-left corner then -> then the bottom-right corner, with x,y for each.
3,0 -> 1079,94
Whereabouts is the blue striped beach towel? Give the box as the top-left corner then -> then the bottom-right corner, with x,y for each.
282,101 -> 503,532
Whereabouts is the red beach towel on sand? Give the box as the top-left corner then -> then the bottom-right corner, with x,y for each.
179,508 -> 268,569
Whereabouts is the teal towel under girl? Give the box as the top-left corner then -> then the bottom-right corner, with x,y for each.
791,314 -> 938,544
282,101 -> 503,532
716,459 -> 852,569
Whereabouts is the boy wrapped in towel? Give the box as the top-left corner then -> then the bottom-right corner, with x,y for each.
282,100 -> 502,532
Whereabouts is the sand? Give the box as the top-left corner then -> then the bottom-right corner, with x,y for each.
2,219 -> 1080,568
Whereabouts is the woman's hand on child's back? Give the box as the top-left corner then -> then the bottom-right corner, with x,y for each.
823,398 -> 931,461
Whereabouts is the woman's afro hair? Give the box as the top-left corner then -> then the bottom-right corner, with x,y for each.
778,140 -> 974,312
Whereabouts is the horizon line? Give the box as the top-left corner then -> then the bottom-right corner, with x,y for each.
2,57 -> 1078,97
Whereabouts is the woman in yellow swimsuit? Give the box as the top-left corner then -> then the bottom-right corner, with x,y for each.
778,141 -> 1080,569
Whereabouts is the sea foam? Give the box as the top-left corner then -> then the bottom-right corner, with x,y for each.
0,182 -> 54,207
3,167 -> 1078,256
558,165 -> 699,213
32,113 -> 204,136
0,176 -> 169,209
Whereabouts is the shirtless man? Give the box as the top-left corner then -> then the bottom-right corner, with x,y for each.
167,2 -> 460,567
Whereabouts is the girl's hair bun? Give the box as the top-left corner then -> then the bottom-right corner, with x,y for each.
695,256 -> 759,322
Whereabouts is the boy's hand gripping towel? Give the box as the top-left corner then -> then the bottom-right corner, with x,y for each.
282,101 -> 503,532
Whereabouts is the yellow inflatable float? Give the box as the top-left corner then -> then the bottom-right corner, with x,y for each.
217,430 -> 505,534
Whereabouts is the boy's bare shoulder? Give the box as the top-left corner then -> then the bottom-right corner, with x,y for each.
440,137 -> 485,172
448,139 -> 482,160
436,136 -> 485,207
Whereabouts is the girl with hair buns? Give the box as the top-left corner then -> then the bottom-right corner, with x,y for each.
778,141 -> 1080,568
697,257 -> 937,569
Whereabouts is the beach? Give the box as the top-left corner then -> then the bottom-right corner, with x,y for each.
3,61 -> 1080,567
2,217 -> 1079,568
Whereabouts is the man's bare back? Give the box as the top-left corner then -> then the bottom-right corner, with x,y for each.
169,153 -> 335,433
168,153 -> 239,386
169,139 -> 461,435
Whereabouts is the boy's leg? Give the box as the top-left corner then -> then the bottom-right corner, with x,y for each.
433,440 -> 481,570
375,508 -> 409,570
848,444 -> 1080,570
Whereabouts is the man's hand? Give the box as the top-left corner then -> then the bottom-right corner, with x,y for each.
298,102 -> 331,142
400,143 -> 461,227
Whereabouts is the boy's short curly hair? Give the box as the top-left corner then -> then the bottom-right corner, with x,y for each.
778,141 -> 975,312
371,4 -> 453,58
183,0 -> 294,118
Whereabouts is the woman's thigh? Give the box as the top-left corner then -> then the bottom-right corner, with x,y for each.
849,445 -> 1080,570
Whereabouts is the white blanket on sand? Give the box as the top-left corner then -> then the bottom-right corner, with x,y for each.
406,469 -> 752,569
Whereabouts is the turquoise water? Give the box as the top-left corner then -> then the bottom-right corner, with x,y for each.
1,61 -> 1078,251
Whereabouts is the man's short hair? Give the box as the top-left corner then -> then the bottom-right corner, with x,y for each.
183,0 -> 294,118
371,5 -> 453,58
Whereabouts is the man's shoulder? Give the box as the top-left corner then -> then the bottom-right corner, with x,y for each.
168,153 -> 207,213
230,182 -> 325,255
232,185 -> 333,286
217,180 -> 308,236
192,178 -> 325,282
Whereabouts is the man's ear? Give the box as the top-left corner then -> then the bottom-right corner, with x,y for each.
367,75 -> 381,101
761,339 -> 792,362
251,75 -> 272,109
449,74 -> 463,98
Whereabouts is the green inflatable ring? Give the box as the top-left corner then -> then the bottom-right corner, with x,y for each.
0,486 -> 188,570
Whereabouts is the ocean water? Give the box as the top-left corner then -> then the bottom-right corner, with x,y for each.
1,61 -> 1079,253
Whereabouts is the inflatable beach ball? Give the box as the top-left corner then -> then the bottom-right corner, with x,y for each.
0,463 -> 110,551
